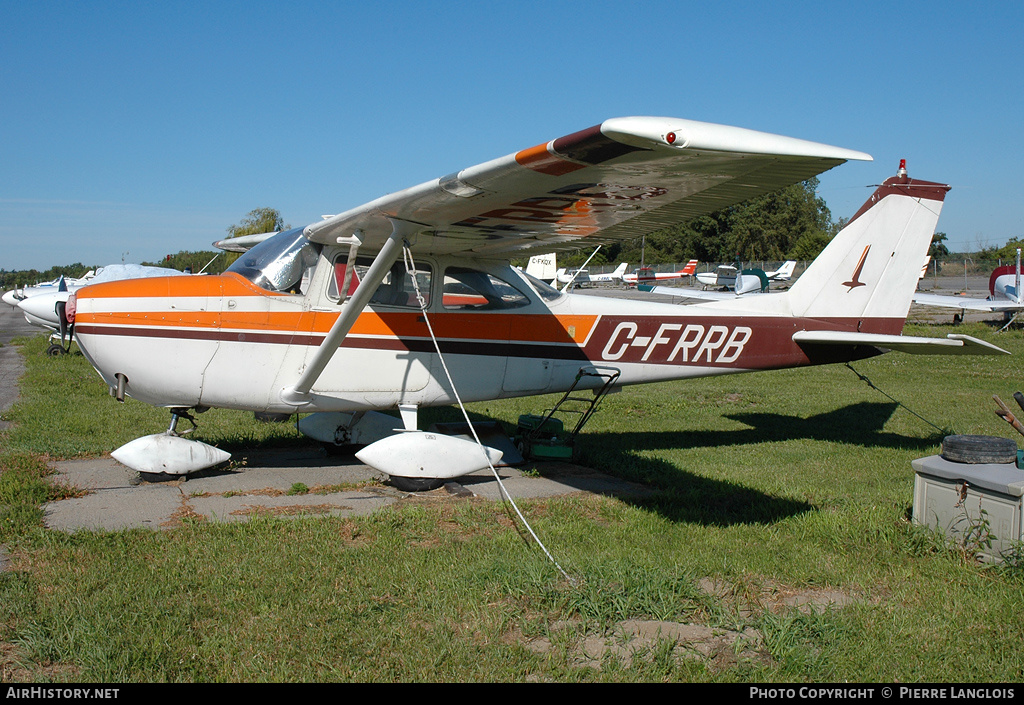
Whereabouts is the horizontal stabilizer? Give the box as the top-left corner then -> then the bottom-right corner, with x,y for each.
792,330 -> 1009,356
913,293 -> 1024,312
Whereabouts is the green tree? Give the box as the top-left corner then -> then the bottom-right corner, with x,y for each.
987,237 -> 1024,261
928,232 -> 950,258
724,180 -> 829,260
142,251 -> 228,274
221,208 -> 289,265
226,208 -> 288,238
627,179 -> 833,264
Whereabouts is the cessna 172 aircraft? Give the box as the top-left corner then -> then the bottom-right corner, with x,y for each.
554,261 -> 629,288
65,116 -> 1007,483
622,260 -> 699,286
6,265 -> 186,335
693,260 -> 794,290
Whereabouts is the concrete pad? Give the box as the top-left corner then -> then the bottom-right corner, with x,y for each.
0,304 -> 39,431
42,444 -> 652,533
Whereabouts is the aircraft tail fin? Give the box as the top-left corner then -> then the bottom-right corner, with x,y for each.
782,161 -> 950,328
680,259 -> 698,275
991,248 -> 1023,303
613,262 -> 628,277
526,253 -> 557,282
774,260 -> 796,280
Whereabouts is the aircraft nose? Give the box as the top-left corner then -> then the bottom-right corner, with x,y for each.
2,290 -> 21,306
17,292 -> 64,325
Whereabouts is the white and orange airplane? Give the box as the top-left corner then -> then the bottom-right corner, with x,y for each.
64,117 -> 1007,484
622,259 -> 699,286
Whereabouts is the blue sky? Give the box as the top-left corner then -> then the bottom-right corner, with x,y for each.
2,1 -> 1022,271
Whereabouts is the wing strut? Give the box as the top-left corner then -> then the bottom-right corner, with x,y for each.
280,219 -> 420,405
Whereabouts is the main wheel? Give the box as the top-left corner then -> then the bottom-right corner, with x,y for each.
941,435 -> 1018,464
45,344 -> 66,356
387,475 -> 445,492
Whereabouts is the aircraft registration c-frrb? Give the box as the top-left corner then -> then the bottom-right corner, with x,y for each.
65,116 -> 1009,481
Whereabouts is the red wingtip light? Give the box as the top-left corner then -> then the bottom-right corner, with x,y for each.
665,132 -> 677,145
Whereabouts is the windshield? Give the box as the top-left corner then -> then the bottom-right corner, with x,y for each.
226,228 -> 321,294
519,270 -> 564,302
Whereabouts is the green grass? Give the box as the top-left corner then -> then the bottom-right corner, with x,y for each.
2,323 -> 1024,682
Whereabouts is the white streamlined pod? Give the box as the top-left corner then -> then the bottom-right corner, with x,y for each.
111,434 -> 231,475
355,431 -> 503,480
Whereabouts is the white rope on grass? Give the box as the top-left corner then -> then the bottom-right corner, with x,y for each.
401,244 -> 577,585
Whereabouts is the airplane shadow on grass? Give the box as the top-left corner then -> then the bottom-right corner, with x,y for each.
210,401 -> 941,528
568,401 -> 943,527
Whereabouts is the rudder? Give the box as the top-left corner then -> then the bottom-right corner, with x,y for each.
786,162 -> 950,328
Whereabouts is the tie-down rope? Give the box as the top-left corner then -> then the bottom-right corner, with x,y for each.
401,244 -> 576,585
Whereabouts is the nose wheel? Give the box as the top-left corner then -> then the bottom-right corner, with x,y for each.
111,406 -> 228,477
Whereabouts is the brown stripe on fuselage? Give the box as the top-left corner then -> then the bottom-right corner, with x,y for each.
75,313 -> 902,371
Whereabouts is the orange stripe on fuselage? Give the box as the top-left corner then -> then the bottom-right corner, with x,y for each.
76,305 -> 597,346
77,272 -> 280,299
75,273 -> 598,344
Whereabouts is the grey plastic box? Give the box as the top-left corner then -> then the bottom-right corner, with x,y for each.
911,455 -> 1024,561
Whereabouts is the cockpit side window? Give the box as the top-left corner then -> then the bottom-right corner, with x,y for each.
226,228 -> 321,295
328,256 -> 432,308
442,267 -> 531,310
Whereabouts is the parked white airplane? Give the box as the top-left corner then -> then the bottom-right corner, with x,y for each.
913,248 -> 1023,327
622,260 -> 699,286
640,271 -> 773,301
643,261 -> 794,301
696,259 -> 796,289
2,271 -> 96,308
65,117 -> 1006,487
13,265 -> 188,354
695,263 -> 739,289
766,260 -> 797,281
555,261 -> 629,288
592,262 -> 630,283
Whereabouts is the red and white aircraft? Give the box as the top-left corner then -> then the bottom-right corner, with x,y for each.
65,116 -> 1007,483
913,248 -> 1023,328
622,260 -> 699,286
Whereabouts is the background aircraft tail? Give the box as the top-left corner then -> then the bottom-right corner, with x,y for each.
782,161 -> 950,327
988,248 -> 1022,303
613,262 -> 628,277
526,253 -> 557,282
771,260 -> 796,280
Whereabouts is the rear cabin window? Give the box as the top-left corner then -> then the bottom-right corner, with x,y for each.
442,267 -> 530,310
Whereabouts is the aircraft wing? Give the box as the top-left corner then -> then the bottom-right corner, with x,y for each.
912,292 -> 1024,312
793,330 -> 1009,355
303,116 -> 871,257
637,284 -> 748,301
212,232 -> 279,252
